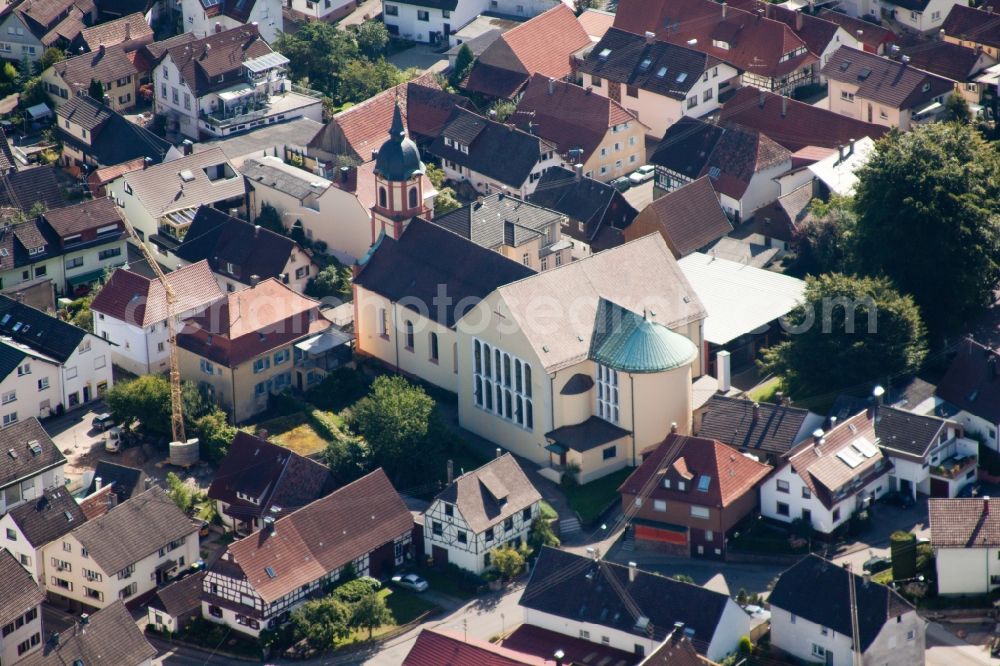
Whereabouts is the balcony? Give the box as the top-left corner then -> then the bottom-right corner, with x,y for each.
200,87 -> 323,134
930,454 -> 978,480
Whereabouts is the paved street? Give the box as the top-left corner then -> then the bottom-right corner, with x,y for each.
387,44 -> 449,74
926,622 -> 999,666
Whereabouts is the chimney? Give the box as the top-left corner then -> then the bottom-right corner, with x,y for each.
182,139 -> 193,156
446,459 -> 454,484
670,422 -> 678,434
848,138 -> 855,157
752,402 -> 760,425
857,29 -> 864,44
340,166 -> 349,182
938,28 -> 944,41
863,573 -> 871,586
14,291 -> 23,304
215,22 -> 223,33
795,10 -> 803,31
254,224 -> 261,237
837,144 -> 845,161
812,428 -> 824,445
250,274 -> 260,286
263,515 -> 276,535
496,447 -> 502,459
108,492 -> 118,508
716,350 -> 731,392
781,96 -> 788,117
124,22 -> 131,41
94,477 -> 102,491
554,650 -> 565,666
98,43 -> 105,56
901,55 -> 910,66
574,163 -> 583,181
644,30 -> 655,45
548,77 -> 555,95
79,614 -> 89,633
758,91 -> 765,108
873,385 -> 885,405
586,546 -> 598,561
628,561 -> 637,583
829,415 -> 837,431
721,2 -> 727,18
986,497 -> 991,515
371,149 -> 378,161
143,157 -> 153,169
774,390 -> 784,406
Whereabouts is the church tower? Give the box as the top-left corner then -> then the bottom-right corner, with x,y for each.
371,102 -> 427,242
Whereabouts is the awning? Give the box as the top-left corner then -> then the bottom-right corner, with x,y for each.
545,443 -> 567,455
218,84 -> 255,103
244,52 -> 290,74
156,559 -> 177,572
295,328 -> 351,355
914,100 -> 942,116
67,268 -> 108,288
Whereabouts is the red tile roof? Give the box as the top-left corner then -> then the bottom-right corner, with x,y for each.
512,74 -> 641,163
720,87 -> 889,152
221,469 -> 412,604
501,624 -> 640,666
404,629 -> 553,666
614,0 -> 816,79
942,5 -> 1000,51
619,434 -> 772,508
818,10 -> 896,52
626,176 -> 732,257
578,8 -> 615,40
929,498 -> 1000,548
90,260 -> 224,327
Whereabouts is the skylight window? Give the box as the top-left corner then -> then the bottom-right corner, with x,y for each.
0,314 -> 9,325
639,58 -> 652,72
12,322 -> 22,332
178,169 -> 196,183
697,475 -> 712,492
708,166 -> 721,179
265,566 -> 276,578
598,48 -> 612,60
858,67 -> 872,80
656,66 -> 668,78
676,72 -> 687,83
839,60 -> 851,71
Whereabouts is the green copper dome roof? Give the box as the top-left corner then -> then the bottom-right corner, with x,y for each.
589,298 -> 697,374
374,102 -> 425,181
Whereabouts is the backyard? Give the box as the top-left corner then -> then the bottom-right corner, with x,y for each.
563,468 -> 632,526
338,587 -> 439,645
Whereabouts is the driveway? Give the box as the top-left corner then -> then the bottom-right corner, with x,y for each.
387,44 -> 449,74
926,621 -> 999,666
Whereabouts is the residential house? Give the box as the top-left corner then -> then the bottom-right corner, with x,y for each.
147,571 -> 205,634
623,177 -> 732,258
353,217 -> 534,395
577,28 -> 737,140
106,147 -> 246,258
79,12 -> 152,52
677,252 -> 806,373
404,629 -> 557,666
0,486 -> 85,582
512,74 -> 647,183
195,116 -> 322,169
384,0 -> 564,45
942,5 -> 1000,60
429,193 -> 571,271
818,10 -> 896,55
201,468 -> 413,636
428,108 -> 560,198
305,72 -> 473,169
879,0 -> 962,32
39,197 -> 130,295
720,87 -> 889,152
650,118 -> 792,223
207,432 -> 338,534
746,183 -> 815,253
760,409 -> 891,534
0,549 -> 45,665
179,0 -> 282,44
936,338 -> 1000,450
175,278 -> 330,422
929,497 -> 1000,595
0,297 -> 114,414
42,44 -> 139,112
769,554 -> 925,666
91,260 -> 224,375
503,624 -> 647,666
619,434 -> 771,559
41,485 -> 198,611
0,168 -> 70,214
526,166 -> 638,257
456,234 -> 706,484
578,7 -> 615,42
0,419 -> 64,517
806,137 -> 877,198
54,95 -> 178,175
696,394 -> 822,464
520,547 -> 748,662
822,46 -> 952,130
424,453 -> 541,573
152,25 -> 320,140
19,601 -> 155,666
131,32 -> 198,87
901,40 -> 996,107
80,461 -> 143,517
0,0 -> 95,66
173,206 -> 317,294
613,0 -> 818,95
462,5 -> 590,100
287,0 -> 356,22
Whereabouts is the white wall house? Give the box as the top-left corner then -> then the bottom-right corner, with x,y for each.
0,550 -> 44,665
423,454 -> 541,573
929,497 -> 1000,596
0,486 -> 84,583
288,0 -> 356,21
878,0 -> 962,32
180,0 -> 284,43
383,0 -> 563,43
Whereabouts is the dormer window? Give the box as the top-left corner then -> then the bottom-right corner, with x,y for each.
678,480 -> 686,491
922,82 -> 930,92
28,246 -> 44,256
712,40 -> 729,50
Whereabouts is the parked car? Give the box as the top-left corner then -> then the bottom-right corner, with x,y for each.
92,413 -> 115,432
743,604 -> 771,622
611,176 -> 631,192
103,427 -> 123,453
958,482 -> 981,498
391,573 -> 429,592
863,555 -> 891,574
884,490 -> 915,508
629,164 -> 655,185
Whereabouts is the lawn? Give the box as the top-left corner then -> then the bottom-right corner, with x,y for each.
416,565 -> 484,601
564,468 -> 632,525
338,588 -> 439,645
256,412 -> 328,457
747,376 -> 783,403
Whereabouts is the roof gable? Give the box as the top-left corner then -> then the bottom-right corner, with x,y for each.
90,260 -> 223,326
633,176 -> 732,256
0,297 -> 89,363
698,394 -> 811,456
7,486 -> 84,548
937,338 -> 1000,424
433,454 -> 541,534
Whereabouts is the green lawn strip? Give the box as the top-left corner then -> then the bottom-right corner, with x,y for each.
747,377 -> 782,403
415,565 -> 482,601
540,500 -> 558,521
337,588 -> 439,646
563,468 -> 632,525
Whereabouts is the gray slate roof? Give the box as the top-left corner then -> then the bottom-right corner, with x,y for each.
7,486 -> 85,548
697,394 -> 811,458
0,549 -> 43,628
432,453 -> 541,534
241,157 -> 329,201
20,601 -> 156,666
875,406 -> 949,459
69,485 -> 198,576
429,193 -> 562,250
0,418 -> 64,492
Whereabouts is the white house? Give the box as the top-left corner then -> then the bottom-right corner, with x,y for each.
180,0 -> 283,44
578,28 -> 740,139
287,0 -> 356,21
41,486 -> 199,612
769,554 -> 925,666
760,409 -> 891,535
521,547 -> 749,662
0,419 -> 66,517
32,601 -> 156,666
877,0 -> 963,32
0,549 -> 44,665
0,486 -> 85,582
383,0 -> 565,44
424,453 -> 541,573
91,261 -> 224,375
152,24 -> 321,140
936,338 -> 1000,451
930,497 -> 1000,596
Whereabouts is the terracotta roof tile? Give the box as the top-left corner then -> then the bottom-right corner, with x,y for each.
943,5 -> 1000,50
90,260 -> 223,327
930,498 -> 1000,547
0,550 -> 43,628
577,8 -> 615,41
20,601 -> 155,666
627,177 -> 732,257
80,12 -> 153,51
821,46 -> 953,109
52,43 -> 138,95
901,40 -> 988,83
818,10 -> 896,52
404,629 -> 552,666
164,24 -> 271,98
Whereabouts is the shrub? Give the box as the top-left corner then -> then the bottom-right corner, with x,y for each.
332,577 -> 382,604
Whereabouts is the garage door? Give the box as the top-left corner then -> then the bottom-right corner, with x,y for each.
930,478 -> 949,498
635,524 -> 688,545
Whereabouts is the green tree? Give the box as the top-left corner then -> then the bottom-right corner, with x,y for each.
450,43 -> 474,86
488,99 -> 516,123
350,591 -> 392,639
792,195 -> 857,276
944,94 -> 971,124
347,375 -> 437,483
67,293 -> 96,332
105,376 -> 207,441
853,123 -> 1000,337
356,20 -> 390,59
192,407 -> 236,464
759,273 -> 927,398
672,574 -> 695,583
304,262 -> 352,302
291,596 -> 351,650
88,79 -> 105,102
491,545 -> 528,581
336,59 -> 409,106
434,187 -> 461,215
18,77 -> 49,109
165,471 -> 196,514
255,202 -> 285,234
425,162 -> 446,189
320,428 -> 371,483
528,515 -> 560,550
37,48 -> 65,73
274,22 -> 362,96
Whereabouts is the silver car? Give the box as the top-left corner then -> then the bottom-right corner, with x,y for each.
391,573 -> 429,592
629,164 -> 656,185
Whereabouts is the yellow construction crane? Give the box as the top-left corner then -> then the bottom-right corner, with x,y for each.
117,208 -> 186,444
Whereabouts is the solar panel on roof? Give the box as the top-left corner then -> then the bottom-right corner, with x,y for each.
852,437 -> 878,458
837,448 -> 864,469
